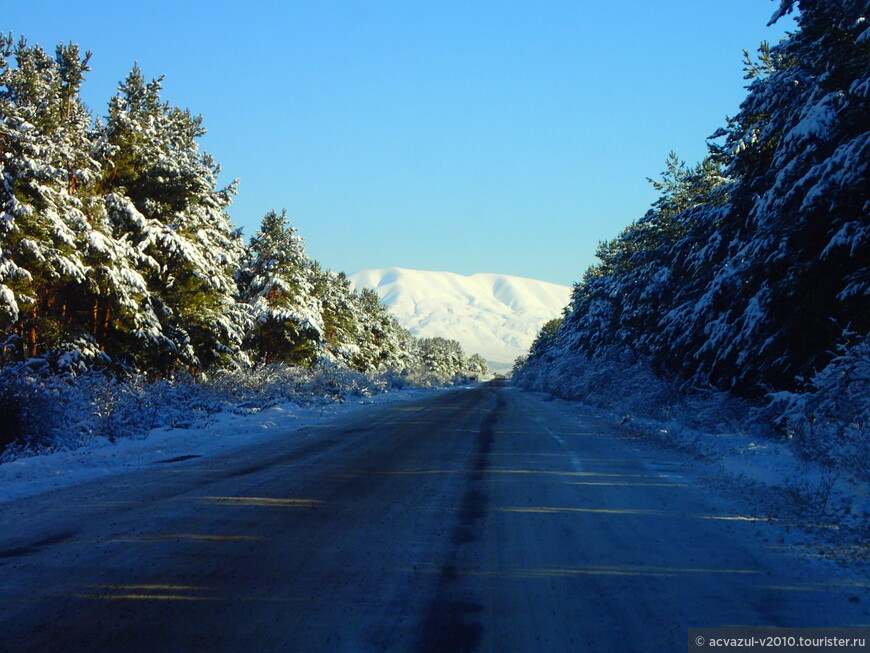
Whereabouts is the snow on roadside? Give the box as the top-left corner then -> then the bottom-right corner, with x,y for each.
597,411 -> 870,570
515,353 -> 870,552
625,414 -> 870,528
0,387 -> 438,505
521,379 -> 870,565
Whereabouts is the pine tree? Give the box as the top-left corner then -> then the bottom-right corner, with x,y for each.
527,317 -> 562,362
660,0 -> 870,392
466,353 -> 489,376
0,36 -> 94,362
308,263 -> 368,368
97,65 -> 248,372
419,336 -> 466,379
521,0 -> 869,398
236,209 -> 323,366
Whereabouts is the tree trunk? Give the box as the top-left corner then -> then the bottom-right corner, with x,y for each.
92,298 -> 100,337
27,322 -> 37,359
101,305 -> 111,348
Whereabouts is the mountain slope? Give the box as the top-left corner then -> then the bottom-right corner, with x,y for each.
349,268 -> 572,369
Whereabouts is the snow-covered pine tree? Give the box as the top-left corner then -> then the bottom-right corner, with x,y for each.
391,320 -> 423,373
97,65 -> 248,372
419,336 -> 466,380
553,152 -> 726,370
236,209 -> 323,366
657,0 -> 870,393
0,36 -> 96,363
44,47 -> 163,369
466,353 -> 489,376
351,287 -> 403,372
306,263 -> 423,373
523,0 -> 868,399
308,263 -> 369,369
526,317 -> 563,363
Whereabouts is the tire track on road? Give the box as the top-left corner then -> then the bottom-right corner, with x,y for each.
416,385 -> 506,653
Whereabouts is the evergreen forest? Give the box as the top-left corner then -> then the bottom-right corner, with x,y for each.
0,33 -> 484,453
515,0 -> 869,475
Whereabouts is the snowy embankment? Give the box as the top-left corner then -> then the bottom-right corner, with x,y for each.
0,362 -> 465,504
515,350 -> 870,554
0,382 -> 443,505
618,408 -> 870,535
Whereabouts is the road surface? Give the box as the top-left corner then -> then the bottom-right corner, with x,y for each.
0,382 -> 866,651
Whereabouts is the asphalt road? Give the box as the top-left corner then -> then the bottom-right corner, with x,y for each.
0,382 -> 866,652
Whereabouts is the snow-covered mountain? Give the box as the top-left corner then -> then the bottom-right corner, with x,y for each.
349,268 -> 572,370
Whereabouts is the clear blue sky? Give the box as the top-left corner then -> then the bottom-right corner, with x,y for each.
6,1 -> 796,286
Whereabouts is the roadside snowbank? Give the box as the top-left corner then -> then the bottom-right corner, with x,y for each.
515,350 -> 870,550
0,385 -> 439,505
620,413 -> 870,532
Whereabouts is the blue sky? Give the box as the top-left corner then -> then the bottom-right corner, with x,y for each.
6,1 -> 796,286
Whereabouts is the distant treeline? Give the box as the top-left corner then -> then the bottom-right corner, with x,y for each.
0,33 -> 487,380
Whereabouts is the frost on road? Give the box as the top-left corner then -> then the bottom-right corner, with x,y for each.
0,382 -> 866,652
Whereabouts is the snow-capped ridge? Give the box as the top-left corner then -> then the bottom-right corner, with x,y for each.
350,268 -> 571,369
